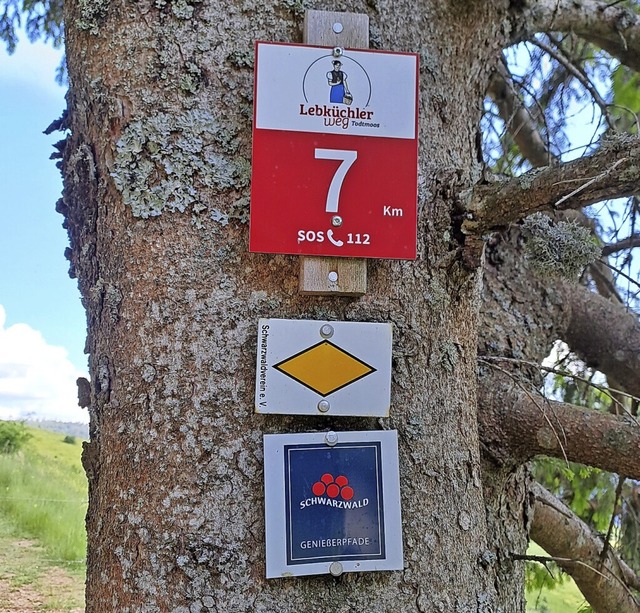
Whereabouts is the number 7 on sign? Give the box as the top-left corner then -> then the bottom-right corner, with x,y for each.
314,149 -> 357,214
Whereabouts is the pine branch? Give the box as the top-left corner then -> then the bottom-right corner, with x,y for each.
601,475 -> 625,564
602,233 -> 640,256
530,482 -> 640,612
531,37 -> 613,127
527,0 -> 640,73
486,58 -> 556,168
463,134 -> 640,236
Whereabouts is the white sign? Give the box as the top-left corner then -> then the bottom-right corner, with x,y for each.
264,430 -> 403,578
255,318 -> 392,416
255,42 -> 418,139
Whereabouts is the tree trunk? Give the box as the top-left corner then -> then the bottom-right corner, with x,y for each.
60,0 -> 527,610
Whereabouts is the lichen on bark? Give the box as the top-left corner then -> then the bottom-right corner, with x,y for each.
111,110 -> 250,219
522,212 -> 601,279
75,0 -> 110,32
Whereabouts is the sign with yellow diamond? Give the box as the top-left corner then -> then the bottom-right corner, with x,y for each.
256,318 -> 392,416
274,341 -> 375,397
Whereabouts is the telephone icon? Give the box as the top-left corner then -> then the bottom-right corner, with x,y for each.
327,230 -> 344,247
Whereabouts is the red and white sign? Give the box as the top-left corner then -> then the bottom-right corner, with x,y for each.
250,42 -> 419,260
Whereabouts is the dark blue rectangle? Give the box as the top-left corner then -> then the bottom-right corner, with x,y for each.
284,442 -> 385,565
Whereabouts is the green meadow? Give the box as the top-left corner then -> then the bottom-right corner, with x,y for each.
0,422 -> 86,610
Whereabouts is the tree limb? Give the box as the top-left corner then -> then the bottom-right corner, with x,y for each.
590,258 -> 625,303
463,134 -> 640,235
602,233 -> 640,256
478,377 -> 640,479
560,281 -> 640,398
527,0 -> 640,73
529,481 -> 640,613
486,59 -> 556,168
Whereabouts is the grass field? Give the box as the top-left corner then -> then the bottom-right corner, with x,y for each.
0,423 -> 86,611
0,515 -> 85,611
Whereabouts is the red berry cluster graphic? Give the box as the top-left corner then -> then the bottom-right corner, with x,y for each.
312,473 -> 354,501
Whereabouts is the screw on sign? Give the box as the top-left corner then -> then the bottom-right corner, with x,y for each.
312,474 -> 355,500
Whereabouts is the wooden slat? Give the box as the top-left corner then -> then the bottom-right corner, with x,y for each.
303,10 -> 369,48
299,256 -> 368,296
299,10 -> 368,297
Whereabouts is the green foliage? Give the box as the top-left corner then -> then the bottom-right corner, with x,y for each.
525,558 -> 567,593
611,65 -> 640,133
0,0 -> 64,53
525,544 -> 587,612
1,0 -> 66,82
0,425 -> 87,566
619,485 -> 640,573
534,458 -> 617,533
535,425 -> 640,574
0,420 -> 31,454
62,435 -> 76,445
540,350 -> 640,575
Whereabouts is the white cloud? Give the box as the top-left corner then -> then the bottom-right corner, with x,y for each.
0,304 -> 89,423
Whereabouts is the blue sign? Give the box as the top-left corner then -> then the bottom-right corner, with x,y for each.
263,430 -> 403,578
284,442 -> 385,564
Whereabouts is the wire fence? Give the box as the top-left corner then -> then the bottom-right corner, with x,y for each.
0,498 -> 87,503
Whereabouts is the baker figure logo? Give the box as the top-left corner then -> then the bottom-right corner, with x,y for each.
327,60 -> 353,106
300,53 -> 374,130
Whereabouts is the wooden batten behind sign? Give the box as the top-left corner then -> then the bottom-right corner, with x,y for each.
299,10 -> 368,296
300,257 -> 367,297
303,10 -> 369,48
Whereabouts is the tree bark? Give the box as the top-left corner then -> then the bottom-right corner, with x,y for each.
60,0 -> 536,611
530,482 -> 640,613
479,379 -> 640,479
463,134 -> 640,236
560,282 -> 640,399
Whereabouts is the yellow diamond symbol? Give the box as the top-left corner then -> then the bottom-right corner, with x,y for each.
273,340 -> 376,397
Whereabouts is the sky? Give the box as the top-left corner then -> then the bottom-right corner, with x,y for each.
0,35 -> 88,423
